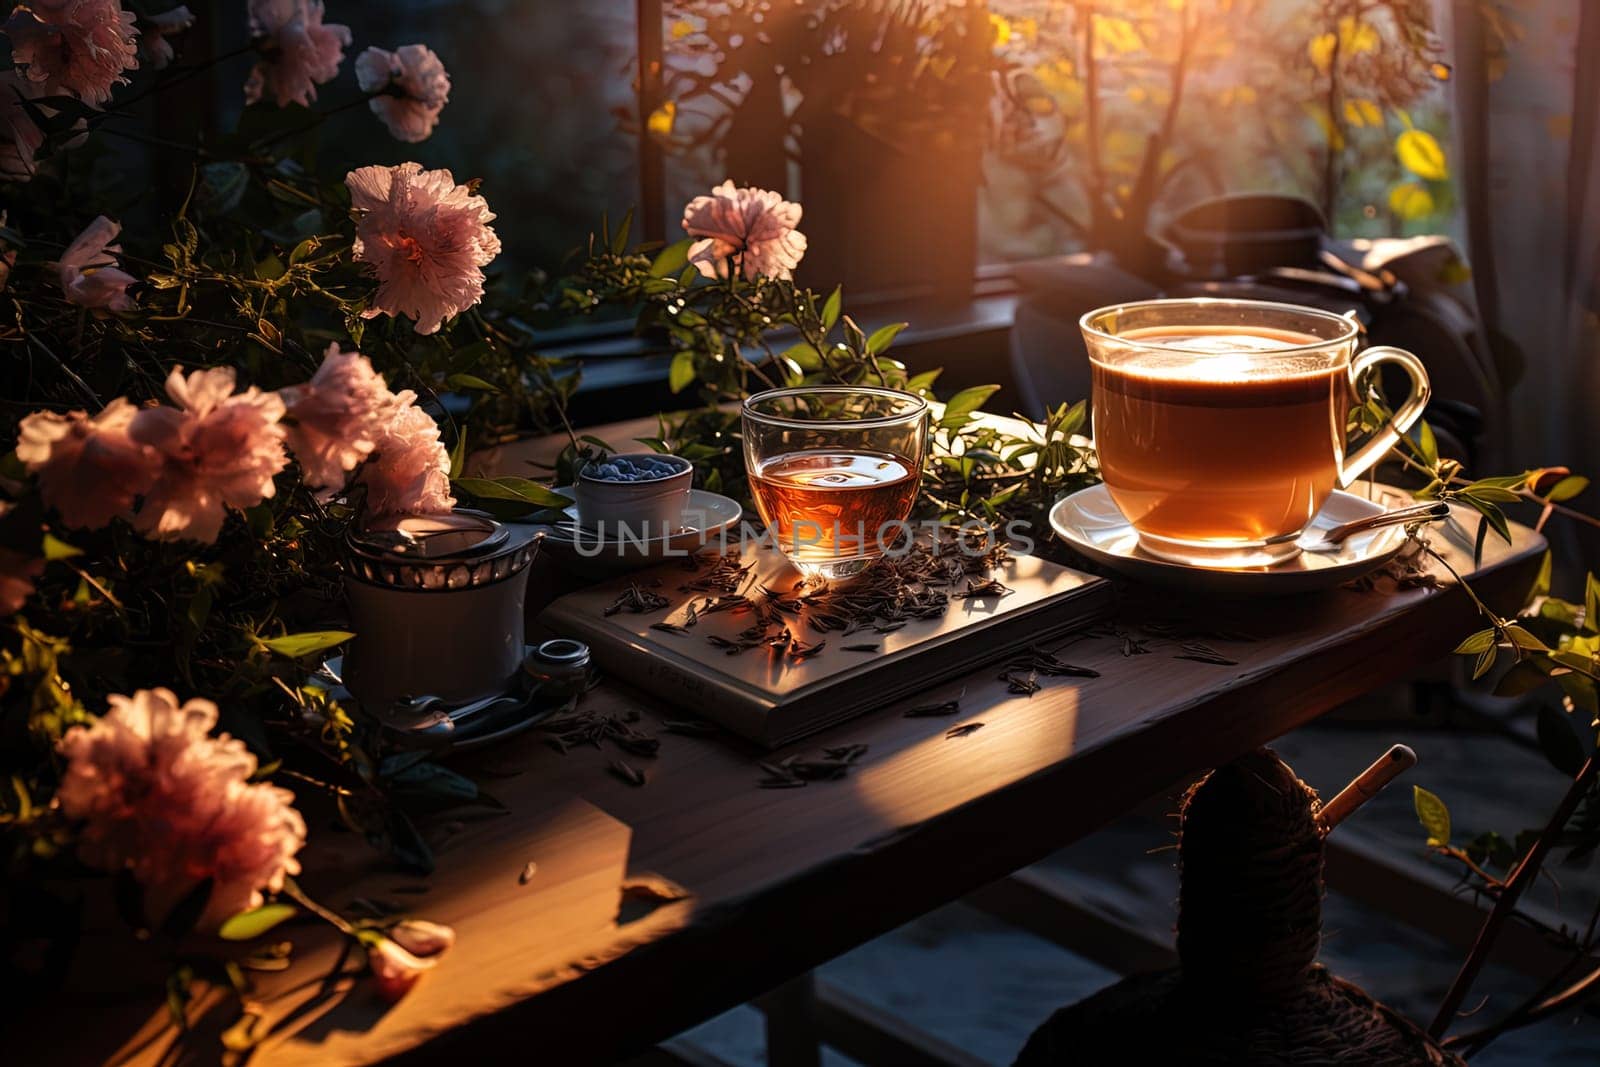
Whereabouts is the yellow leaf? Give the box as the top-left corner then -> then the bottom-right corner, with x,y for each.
1308,32 -> 1336,74
1389,181 -> 1436,220
1092,14 -> 1144,54
1338,15 -> 1379,54
1396,128 -> 1448,180
670,19 -> 695,40
1430,61 -> 1453,81
1343,99 -> 1381,128
646,99 -> 676,139
989,12 -> 1011,47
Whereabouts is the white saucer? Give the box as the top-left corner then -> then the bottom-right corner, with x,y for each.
535,487 -> 743,575
1049,484 -> 1412,595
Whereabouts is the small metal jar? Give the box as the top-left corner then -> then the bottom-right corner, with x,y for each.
342,510 -> 541,713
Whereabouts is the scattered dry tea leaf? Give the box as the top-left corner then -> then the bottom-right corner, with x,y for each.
608,759 -> 647,787
518,861 -> 539,885
946,721 -> 985,739
603,583 -> 670,617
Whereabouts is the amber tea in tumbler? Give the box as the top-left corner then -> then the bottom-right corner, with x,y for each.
742,387 -> 929,580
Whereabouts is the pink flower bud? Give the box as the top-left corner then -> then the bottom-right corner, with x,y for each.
367,936 -> 437,1002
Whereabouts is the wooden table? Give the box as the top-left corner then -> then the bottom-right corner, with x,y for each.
31,419 -> 1547,1067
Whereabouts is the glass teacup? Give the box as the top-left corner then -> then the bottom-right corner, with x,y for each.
742,386 -> 930,581
1081,298 -> 1430,568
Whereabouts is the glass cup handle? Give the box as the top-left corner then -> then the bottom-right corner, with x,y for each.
1339,345 -> 1432,489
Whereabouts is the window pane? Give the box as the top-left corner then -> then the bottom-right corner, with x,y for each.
984,0 -> 1458,261
327,0 -> 642,271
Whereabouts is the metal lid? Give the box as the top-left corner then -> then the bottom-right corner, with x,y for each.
349,510 -> 509,562
345,510 -> 539,591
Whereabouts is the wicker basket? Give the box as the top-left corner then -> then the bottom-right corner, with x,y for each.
1014,748 -> 1461,1066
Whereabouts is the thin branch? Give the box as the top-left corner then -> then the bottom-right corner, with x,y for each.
1429,754 -> 1600,1037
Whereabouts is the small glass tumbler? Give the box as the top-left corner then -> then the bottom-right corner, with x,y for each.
742,386 -> 930,581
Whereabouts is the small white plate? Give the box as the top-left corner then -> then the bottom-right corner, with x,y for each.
1049,483 -> 1412,595
534,487 -> 744,575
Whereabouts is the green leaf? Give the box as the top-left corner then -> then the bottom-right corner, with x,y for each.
905,369 -> 943,394
821,285 -> 842,330
445,373 -> 499,393
668,350 -> 696,394
1536,704 -> 1587,777
1460,480 -> 1521,503
939,385 -> 1001,428
218,903 -> 298,941
1458,494 -> 1511,546
260,631 -> 354,659
649,238 -> 691,277
1413,785 -> 1451,847
1531,550 -> 1552,600
454,477 -> 570,508
1465,830 -> 1514,870
1586,573 -> 1600,634
1503,624 -> 1548,652
1472,644 -> 1496,680
1546,475 -> 1589,502
41,533 -> 82,561
254,253 -> 285,281
610,206 -> 633,254
865,322 -> 908,355
1452,629 -> 1496,655
449,428 -> 469,480
782,342 -> 823,372
1416,420 -> 1438,465
387,761 -> 480,804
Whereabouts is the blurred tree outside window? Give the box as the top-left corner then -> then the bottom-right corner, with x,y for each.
647,0 -> 1457,287
983,0 -> 1457,263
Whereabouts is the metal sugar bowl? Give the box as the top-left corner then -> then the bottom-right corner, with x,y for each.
343,510 -> 542,715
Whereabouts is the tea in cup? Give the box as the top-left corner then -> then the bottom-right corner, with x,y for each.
1080,298 -> 1430,567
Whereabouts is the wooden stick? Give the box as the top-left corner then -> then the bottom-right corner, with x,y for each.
1318,744 -> 1418,832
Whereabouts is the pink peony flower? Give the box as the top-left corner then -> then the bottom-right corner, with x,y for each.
57,215 -> 138,311
127,366 -> 289,543
4,0 -> 140,106
0,504 -> 43,616
388,918 -> 455,958
346,162 -> 501,335
0,72 -> 47,182
355,45 -> 450,144
244,0 -> 349,109
16,397 -> 161,529
0,546 -> 42,615
138,5 -> 193,70
367,935 -> 437,1002
356,394 -> 456,519
280,344 -> 398,493
56,688 -> 307,933
682,180 -> 807,281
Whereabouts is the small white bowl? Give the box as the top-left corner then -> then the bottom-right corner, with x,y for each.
574,453 -> 693,537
